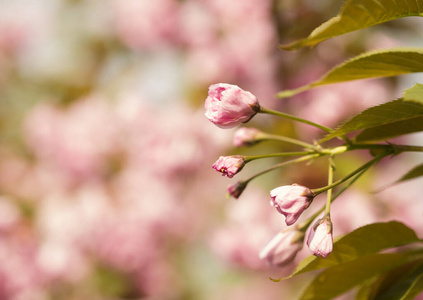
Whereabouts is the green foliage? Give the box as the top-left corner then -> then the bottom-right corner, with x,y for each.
280,0 -> 423,50
403,83 -> 423,102
317,84 -> 423,142
300,253 -> 414,300
272,0 -> 423,299
277,222 -> 423,300
320,99 -> 423,142
277,48 -> 423,98
278,222 -> 419,281
356,259 -> 423,300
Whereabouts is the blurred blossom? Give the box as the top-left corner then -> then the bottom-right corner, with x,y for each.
0,199 -> 43,299
113,0 -> 180,51
183,0 -> 279,103
24,97 -> 121,187
0,0 -> 53,54
233,127 -> 261,147
259,228 -> 304,267
330,190 -> 380,236
293,80 -> 392,139
18,94 -> 232,297
373,156 -> 423,236
210,188 -> 282,269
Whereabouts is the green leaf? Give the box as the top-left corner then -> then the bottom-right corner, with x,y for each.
375,163 -> 423,192
402,276 -> 423,300
277,48 -> 423,98
354,115 -> 423,142
280,0 -> 423,50
358,259 -> 423,300
280,221 -> 419,281
320,99 -> 423,143
349,83 -> 423,142
393,163 -> 423,183
299,253 -> 414,300
403,83 -> 423,103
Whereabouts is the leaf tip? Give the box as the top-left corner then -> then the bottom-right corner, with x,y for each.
269,276 -> 282,282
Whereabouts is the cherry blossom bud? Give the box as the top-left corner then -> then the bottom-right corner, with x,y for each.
307,217 -> 333,258
259,229 -> 304,267
212,155 -> 245,178
233,127 -> 261,147
227,181 -> 248,199
205,83 -> 260,129
270,184 -> 314,226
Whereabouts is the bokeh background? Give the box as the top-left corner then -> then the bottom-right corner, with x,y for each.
1,0 -> 423,299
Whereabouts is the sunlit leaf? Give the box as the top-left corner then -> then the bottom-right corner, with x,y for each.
277,48 -> 423,98
299,253 -> 416,300
403,83 -> 423,103
277,221 -> 419,281
354,115 -> 423,142
280,0 -> 423,50
320,99 -> 423,142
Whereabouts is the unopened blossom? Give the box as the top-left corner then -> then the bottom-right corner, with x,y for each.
227,181 -> 248,199
259,229 -> 304,267
205,83 -> 260,129
233,127 -> 261,147
307,217 -> 333,258
212,155 -> 245,178
270,184 -> 314,226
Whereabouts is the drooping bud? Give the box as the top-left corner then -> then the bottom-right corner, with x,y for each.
233,127 -> 261,147
307,216 -> 333,258
270,184 -> 314,226
212,155 -> 246,178
259,228 -> 304,267
205,83 -> 260,129
227,180 -> 248,199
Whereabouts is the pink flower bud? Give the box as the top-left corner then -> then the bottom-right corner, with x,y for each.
259,229 -> 304,267
270,184 -> 314,226
227,181 -> 248,199
212,155 -> 245,178
307,217 -> 333,258
205,83 -> 260,129
233,127 -> 261,147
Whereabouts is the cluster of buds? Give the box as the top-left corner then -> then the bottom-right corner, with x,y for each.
205,83 -> 334,266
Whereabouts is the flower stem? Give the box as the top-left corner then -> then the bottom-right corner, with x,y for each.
298,166 -> 369,231
244,151 -> 311,162
244,153 -> 321,182
312,152 -> 390,195
259,106 -> 334,133
255,132 -> 315,149
394,144 -> 423,153
325,156 -> 334,216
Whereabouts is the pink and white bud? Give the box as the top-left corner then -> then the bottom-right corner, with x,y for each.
205,83 -> 260,129
233,127 -> 261,147
307,217 -> 333,258
270,184 -> 314,226
212,155 -> 245,178
259,229 -> 304,267
227,180 -> 248,199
